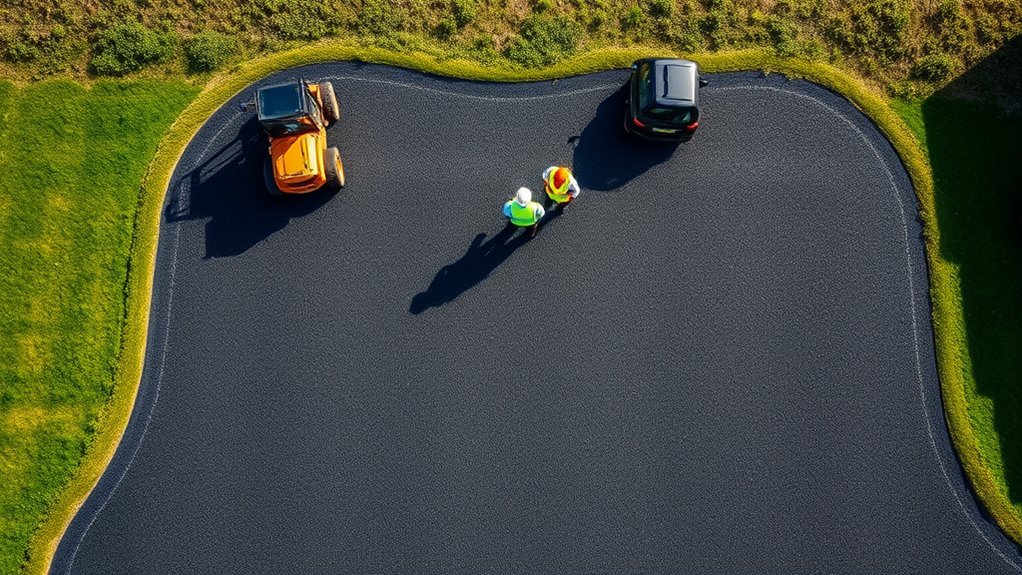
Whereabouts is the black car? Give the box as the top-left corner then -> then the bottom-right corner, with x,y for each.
624,58 -> 707,141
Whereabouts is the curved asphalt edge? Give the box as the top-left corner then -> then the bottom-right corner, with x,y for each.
712,81 -> 1022,571
49,63 -> 1022,574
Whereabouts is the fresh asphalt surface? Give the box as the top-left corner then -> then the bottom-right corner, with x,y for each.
53,63 -> 1022,574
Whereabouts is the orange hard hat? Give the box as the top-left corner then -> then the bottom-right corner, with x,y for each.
553,167 -> 570,188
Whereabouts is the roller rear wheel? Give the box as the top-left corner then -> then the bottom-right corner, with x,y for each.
263,158 -> 283,196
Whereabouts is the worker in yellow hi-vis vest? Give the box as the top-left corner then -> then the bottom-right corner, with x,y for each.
542,166 -> 580,211
502,187 -> 546,238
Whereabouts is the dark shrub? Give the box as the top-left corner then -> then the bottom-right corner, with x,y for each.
358,0 -> 405,34
912,53 -> 957,82
91,23 -> 175,76
849,0 -> 910,63
648,0 -> 674,18
435,17 -> 457,39
622,6 -> 644,30
767,16 -> 797,56
503,14 -> 581,67
256,0 -> 340,40
185,31 -> 237,72
452,0 -> 477,27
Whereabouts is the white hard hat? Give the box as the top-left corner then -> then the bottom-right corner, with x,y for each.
515,187 -> 532,205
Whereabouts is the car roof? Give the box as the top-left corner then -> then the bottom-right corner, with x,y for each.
257,82 -> 306,121
649,59 -> 700,108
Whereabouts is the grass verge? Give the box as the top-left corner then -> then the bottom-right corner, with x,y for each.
11,38 -> 1010,574
0,80 -> 198,575
891,94 -> 1022,544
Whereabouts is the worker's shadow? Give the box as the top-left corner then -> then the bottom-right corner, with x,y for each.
164,116 -> 335,259
409,224 -> 538,315
571,85 -> 681,191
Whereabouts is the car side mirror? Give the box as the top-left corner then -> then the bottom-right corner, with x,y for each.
239,100 -> 255,113
699,78 -> 709,88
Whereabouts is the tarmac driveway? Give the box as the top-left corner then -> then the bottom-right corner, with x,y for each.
53,63 -> 1022,574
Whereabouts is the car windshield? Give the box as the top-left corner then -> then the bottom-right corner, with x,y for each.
258,84 -> 304,120
644,106 -> 694,124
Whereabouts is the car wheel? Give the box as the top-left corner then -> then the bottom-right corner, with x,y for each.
263,157 -> 283,196
324,147 -> 345,190
318,82 -> 340,125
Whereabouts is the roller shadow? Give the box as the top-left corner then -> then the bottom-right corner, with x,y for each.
409,224 -> 536,315
571,84 -> 681,191
165,117 -> 336,259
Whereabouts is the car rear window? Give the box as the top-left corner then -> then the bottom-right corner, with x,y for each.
644,106 -> 694,124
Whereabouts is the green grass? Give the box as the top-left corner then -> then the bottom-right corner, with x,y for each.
889,98 -> 927,151
889,94 -> 1022,544
0,79 -> 198,575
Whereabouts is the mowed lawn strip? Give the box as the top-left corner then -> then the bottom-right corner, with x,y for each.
0,80 -> 197,575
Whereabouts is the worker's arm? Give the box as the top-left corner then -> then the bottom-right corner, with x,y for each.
534,203 -> 546,220
502,201 -> 513,218
542,166 -> 554,181
568,176 -> 581,198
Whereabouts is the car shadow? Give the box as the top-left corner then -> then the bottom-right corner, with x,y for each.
571,84 -> 681,192
164,117 -> 336,259
409,223 -> 537,315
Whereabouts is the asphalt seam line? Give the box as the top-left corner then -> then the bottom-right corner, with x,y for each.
267,75 -> 623,102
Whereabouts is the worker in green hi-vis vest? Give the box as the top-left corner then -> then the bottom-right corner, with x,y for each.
502,187 -> 546,238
